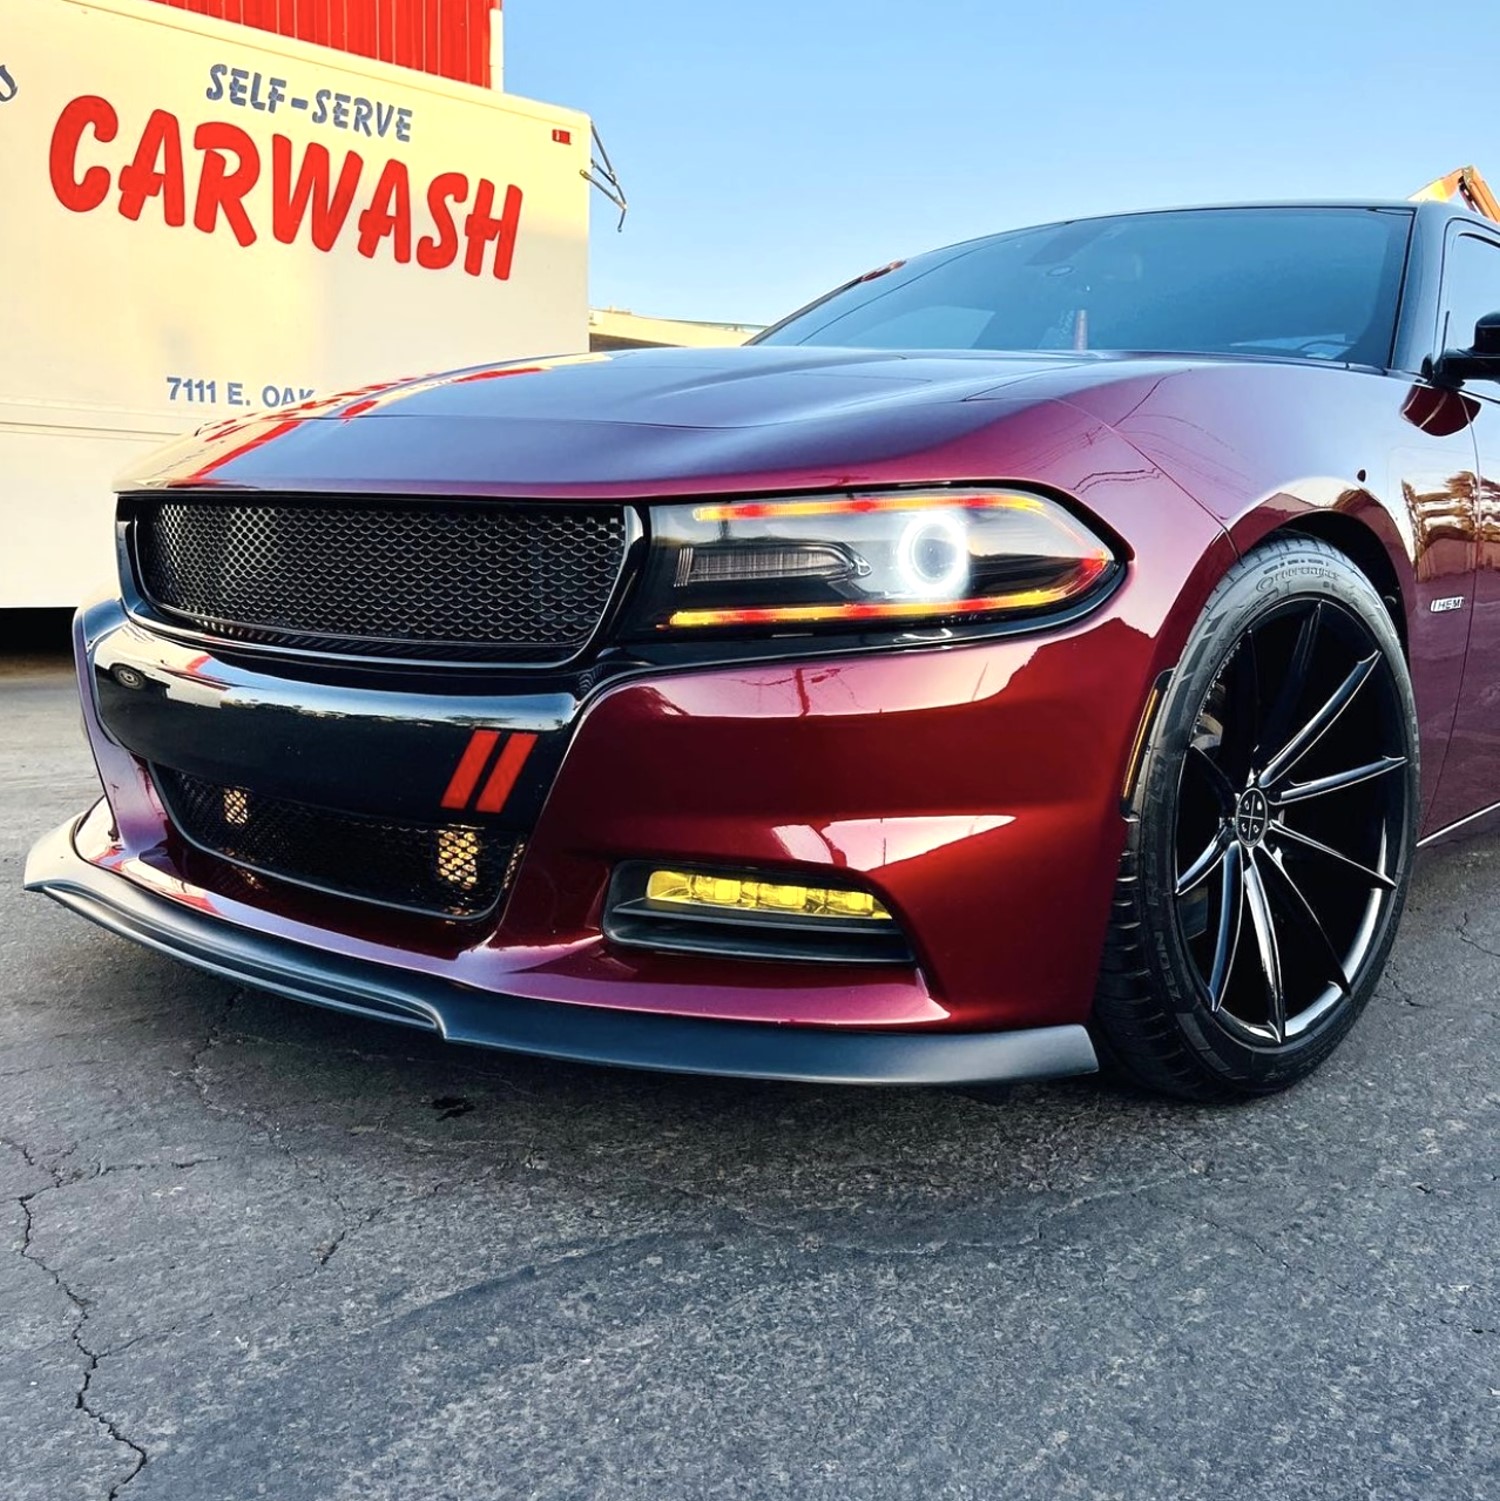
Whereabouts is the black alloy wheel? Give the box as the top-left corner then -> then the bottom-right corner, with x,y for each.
1094,537 -> 1419,1100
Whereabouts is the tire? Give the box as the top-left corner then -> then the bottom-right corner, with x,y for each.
1093,535 -> 1419,1101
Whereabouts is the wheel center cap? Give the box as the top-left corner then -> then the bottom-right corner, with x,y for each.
1234,788 -> 1270,845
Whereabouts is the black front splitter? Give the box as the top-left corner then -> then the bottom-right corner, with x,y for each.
25,815 -> 1100,1088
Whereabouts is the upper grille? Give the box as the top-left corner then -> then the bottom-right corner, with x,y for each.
133,498 -> 628,662
154,766 -> 519,920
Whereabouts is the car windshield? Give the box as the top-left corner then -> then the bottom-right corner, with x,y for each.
757,207 -> 1412,368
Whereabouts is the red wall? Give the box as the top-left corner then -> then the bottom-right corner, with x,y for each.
148,0 -> 498,89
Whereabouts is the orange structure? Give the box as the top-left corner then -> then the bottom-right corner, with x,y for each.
1410,167 -> 1500,222
145,0 -> 501,89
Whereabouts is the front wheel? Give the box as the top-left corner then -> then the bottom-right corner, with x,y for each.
1094,536 -> 1419,1100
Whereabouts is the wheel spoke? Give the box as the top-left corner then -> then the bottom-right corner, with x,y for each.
1261,652 -> 1379,788
1206,841 -> 1244,1011
1255,603 -> 1322,767
1274,754 -> 1407,806
1241,858 -> 1286,1042
1266,821 -> 1396,891
1219,633 -> 1264,781
1176,824 -> 1231,897
1186,744 -> 1238,813
1256,849 -> 1352,996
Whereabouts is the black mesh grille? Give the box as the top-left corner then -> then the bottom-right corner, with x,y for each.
134,499 -> 628,662
154,768 -> 518,919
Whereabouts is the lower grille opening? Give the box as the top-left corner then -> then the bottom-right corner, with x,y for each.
153,767 -> 520,920
603,863 -> 915,965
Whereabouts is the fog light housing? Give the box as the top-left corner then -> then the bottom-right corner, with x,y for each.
605,863 -> 912,964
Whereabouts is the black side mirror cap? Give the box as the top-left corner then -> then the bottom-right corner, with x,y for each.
1435,310 -> 1500,383
1474,310 -> 1500,355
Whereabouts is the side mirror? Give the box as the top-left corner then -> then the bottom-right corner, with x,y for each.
1435,310 -> 1500,383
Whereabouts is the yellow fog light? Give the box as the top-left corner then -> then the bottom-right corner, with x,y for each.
645,868 -> 892,921
222,788 -> 250,827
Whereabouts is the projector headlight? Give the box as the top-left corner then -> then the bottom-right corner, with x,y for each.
626,489 -> 1119,635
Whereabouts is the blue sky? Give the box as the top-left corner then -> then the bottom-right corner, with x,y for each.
507,0 -> 1498,327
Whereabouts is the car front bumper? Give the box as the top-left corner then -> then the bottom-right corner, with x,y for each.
25,812 -> 1098,1085
28,507 -> 1220,1084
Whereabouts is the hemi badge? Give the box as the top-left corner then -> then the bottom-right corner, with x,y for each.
1430,596 -> 1465,613
442,730 -> 537,813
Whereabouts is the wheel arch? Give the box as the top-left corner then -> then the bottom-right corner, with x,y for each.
1233,506 -> 1412,658
1278,511 -> 1408,653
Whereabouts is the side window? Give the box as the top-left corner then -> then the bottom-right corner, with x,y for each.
1440,232 -> 1500,355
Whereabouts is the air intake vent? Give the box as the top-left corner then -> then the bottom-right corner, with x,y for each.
154,767 -> 520,919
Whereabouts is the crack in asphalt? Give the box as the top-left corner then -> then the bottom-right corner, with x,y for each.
0,986 -> 380,1496
1187,1202 -> 1336,1287
16,1170 -> 149,1497
22,1126 -> 1488,1397
1382,971 -> 1431,1009
1450,911 -> 1500,974
185,990 -> 244,1105
83,1155 -> 230,1180
183,990 -> 486,1273
314,1202 -> 384,1267
1,1132 -> 63,1184
3,1141 -> 1214,1410
78,1339 -> 150,1501
0,994 -> 258,1498
1134,1182 -> 1500,1319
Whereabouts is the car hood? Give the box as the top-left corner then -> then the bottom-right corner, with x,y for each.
119,345 -> 1193,498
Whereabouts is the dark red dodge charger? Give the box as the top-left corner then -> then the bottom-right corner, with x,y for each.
28,201 -> 1500,1098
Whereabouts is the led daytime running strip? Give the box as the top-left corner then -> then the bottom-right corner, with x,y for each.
668,557 -> 1113,629
692,492 -> 1049,522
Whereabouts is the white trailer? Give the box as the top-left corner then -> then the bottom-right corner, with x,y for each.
0,0 -> 591,606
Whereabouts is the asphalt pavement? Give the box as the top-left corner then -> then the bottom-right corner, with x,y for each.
2,649 -> 1495,1501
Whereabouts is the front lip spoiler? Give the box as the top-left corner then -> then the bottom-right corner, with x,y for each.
24,815 -> 1099,1088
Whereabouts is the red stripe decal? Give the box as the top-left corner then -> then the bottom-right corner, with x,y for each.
474,732 -> 537,814
441,729 -> 501,810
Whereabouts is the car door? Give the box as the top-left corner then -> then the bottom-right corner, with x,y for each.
1426,225 -> 1500,831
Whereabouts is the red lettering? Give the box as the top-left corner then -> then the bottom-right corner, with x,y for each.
271,136 -> 363,251
117,109 -> 186,226
192,121 -> 260,247
416,171 -> 467,270
356,158 -> 413,262
462,181 -> 523,280
48,98 -> 522,276
49,95 -> 117,213
492,185 -> 522,280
